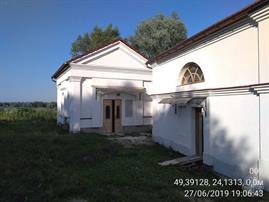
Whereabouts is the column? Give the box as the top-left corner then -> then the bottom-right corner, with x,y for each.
69,76 -> 81,133
56,84 -> 62,124
251,6 -> 269,191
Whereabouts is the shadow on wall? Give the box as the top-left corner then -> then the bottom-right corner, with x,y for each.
209,117 -> 258,180
69,78 -> 153,132
153,101 -> 258,181
151,59 -> 261,183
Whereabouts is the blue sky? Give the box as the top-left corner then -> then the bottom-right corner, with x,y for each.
0,0 -> 254,102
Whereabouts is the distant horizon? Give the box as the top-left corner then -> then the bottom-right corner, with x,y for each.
0,0 -> 254,102
0,99 -> 58,102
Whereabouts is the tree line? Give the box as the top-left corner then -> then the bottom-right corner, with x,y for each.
71,12 -> 187,58
0,102 -> 57,108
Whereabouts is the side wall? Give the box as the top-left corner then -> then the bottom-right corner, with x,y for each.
152,21 -> 259,95
153,93 -> 260,179
151,7 -> 269,189
205,94 -> 259,179
56,76 -> 70,124
153,101 -> 194,156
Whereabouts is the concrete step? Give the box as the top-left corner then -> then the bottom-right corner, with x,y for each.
159,155 -> 202,166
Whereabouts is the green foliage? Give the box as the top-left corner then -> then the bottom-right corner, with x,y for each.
129,12 -> 187,58
71,24 -> 120,56
0,102 -> 56,108
0,107 -> 56,121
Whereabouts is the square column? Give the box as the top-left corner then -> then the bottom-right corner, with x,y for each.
69,76 -> 81,133
259,92 -> 269,191
251,6 -> 269,191
250,5 -> 269,83
56,84 -> 62,124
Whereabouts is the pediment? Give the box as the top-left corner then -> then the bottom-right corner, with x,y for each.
73,41 -> 148,70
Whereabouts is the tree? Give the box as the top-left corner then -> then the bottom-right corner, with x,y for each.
129,12 -> 187,58
71,24 -> 120,56
71,33 -> 91,56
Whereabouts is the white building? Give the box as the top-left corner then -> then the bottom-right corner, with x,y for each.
148,0 -> 269,190
52,39 -> 152,134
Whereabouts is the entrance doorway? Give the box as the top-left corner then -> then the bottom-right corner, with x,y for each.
103,99 -> 122,133
195,108 -> 204,156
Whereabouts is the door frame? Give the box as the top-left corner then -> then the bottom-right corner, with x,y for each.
194,107 -> 204,156
103,99 -> 122,133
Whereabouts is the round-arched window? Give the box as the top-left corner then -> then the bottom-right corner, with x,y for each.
180,63 -> 204,85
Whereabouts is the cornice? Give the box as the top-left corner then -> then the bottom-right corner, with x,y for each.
151,83 -> 269,99
69,76 -> 82,82
70,63 -> 152,75
250,83 -> 269,95
249,5 -> 269,22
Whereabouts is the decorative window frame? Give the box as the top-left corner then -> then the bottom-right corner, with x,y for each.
178,62 -> 205,86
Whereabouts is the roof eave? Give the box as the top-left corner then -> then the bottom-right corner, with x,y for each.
51,38 -> 149,80
147,0 -> 269,65
51,62 -> 70,80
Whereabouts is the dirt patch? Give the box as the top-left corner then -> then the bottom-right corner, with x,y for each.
69,199 -> 87,202
110,136 -> 154,148
81,144 -> 119,164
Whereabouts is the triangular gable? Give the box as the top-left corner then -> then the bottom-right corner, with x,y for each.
72,41 -> 148,70
52,39 -> 149,80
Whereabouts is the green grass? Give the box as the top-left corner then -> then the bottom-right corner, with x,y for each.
0,107 -> 267,202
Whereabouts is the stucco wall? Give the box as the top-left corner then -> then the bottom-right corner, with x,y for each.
152,22 -> 259,95
206,94 -> 259,178
153,101 -> 194,156
57,79 -> 70,124
151,7 -> 269,190
260,93 -> 269,190
87,48 -> 146,69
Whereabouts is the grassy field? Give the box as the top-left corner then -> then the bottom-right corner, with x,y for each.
0,107 -> 267,202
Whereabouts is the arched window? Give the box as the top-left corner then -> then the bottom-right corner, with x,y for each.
180,63 -> 204,85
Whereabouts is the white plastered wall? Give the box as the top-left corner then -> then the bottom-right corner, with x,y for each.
56,72 -> 70,124
151,6 -> 269,190
153,101 -> 194,156
206,94 -> 259,178
152,22 -> 258,95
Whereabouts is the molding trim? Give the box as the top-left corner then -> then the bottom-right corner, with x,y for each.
120,46 -> 147,65
148,0 -> 269,65
73,41 -> 120,63
151,83 -> 269,99
81,47 -> 119,64
70,63 -> 152,75
92,77 -> 151,82
69,76 -> 82,82
165,18 -> 253,65
250,83 -> 269,95
150,18 -> 254,67
250,5 -> 269,22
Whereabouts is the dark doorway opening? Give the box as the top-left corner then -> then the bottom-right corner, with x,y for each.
195,108 -> 204,156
